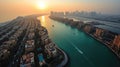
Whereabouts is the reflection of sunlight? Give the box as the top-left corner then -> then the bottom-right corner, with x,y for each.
41,16 -> 45,22
41,16 -> 46,26
37,16 -> 47,27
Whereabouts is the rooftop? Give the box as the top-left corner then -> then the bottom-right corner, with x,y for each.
20,52 -> 34,67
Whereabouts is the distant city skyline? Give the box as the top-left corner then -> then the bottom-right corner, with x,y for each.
0,0 -> 120,22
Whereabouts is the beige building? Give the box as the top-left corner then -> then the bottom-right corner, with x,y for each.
94,28 -> 104,39
113,34 -> 120,49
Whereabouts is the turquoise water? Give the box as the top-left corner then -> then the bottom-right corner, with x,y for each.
38,16 -> 120,67
38,54 -> 44,62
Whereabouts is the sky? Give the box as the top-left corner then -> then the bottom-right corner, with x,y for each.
0,0 -> 120,22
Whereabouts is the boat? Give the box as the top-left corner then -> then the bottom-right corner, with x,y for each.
52,25 -> 54,27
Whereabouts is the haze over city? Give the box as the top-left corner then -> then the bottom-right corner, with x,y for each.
0,0 -> 120,22
0,0 -> 120,67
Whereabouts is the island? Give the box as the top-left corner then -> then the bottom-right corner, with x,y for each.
0,15 -> 68,67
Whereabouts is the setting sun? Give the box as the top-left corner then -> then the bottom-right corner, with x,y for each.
37,1 -> 46,10
1,0 -> 120,67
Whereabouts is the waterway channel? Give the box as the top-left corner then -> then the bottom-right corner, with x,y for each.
37,15 -> 120,67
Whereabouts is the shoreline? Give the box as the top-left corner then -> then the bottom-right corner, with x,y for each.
55,46 -> 68,67
84,31 -> 120,59
38,16 -> 68,66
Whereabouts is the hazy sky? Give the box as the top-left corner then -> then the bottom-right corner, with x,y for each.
0,0 -> 120,22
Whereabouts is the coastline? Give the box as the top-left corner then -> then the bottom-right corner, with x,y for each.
84,31 -> 120,59
38,16 -> 68,66
55,46 -> 68,67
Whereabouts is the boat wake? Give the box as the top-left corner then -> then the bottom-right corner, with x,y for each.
70,42 -> 95,66
71,43 -> 83,54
